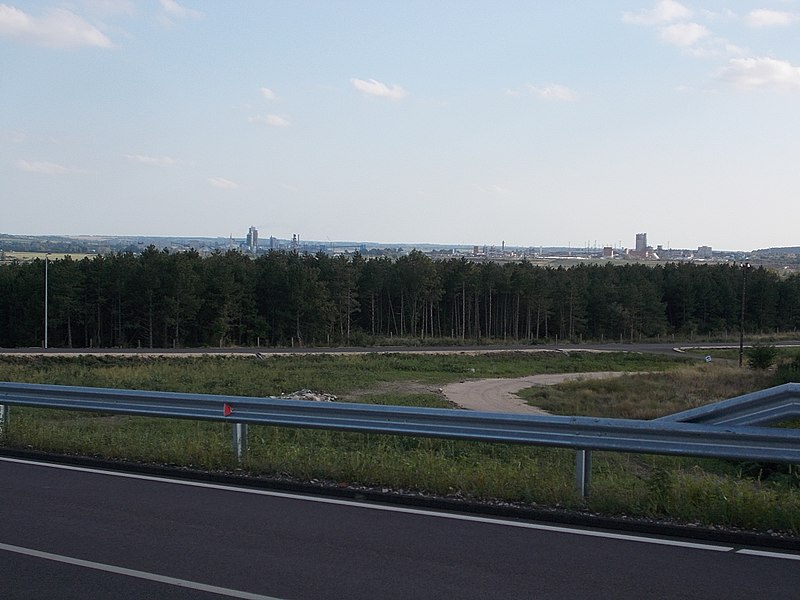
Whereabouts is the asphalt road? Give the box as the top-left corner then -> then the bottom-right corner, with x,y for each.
2,457 -> 798,600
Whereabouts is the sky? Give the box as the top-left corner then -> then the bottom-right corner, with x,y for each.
2,1 -> 800,251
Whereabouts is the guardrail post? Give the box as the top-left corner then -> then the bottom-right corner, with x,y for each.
0,404 -> 7,439
233,422 -> 248,463
575,449 -> 591,497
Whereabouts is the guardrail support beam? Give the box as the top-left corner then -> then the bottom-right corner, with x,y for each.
233,422 -> 248,463
575,450 -> 591,497
0,404 -> 7,439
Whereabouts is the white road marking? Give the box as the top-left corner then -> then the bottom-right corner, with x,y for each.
736,549 -> 800,561
0,542 -> 284,600
4,455 -> 793,557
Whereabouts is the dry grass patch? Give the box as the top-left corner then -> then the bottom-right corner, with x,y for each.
518,363 -> 776,419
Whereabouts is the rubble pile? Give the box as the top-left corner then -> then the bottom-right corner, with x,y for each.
280,389 -> 336,402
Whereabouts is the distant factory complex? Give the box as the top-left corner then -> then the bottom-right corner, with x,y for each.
234,226 -> 733,265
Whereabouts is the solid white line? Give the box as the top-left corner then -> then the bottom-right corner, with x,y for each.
736,549 -> 800,561
0,542 -> 284,600
0,456 -> 734,552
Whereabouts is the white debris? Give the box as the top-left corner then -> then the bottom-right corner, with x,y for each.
280,389 -> 337,402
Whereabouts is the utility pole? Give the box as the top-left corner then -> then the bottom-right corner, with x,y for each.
739,263 -> 750,368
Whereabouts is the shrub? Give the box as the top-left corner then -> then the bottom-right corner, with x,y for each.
747,343 -> 778,370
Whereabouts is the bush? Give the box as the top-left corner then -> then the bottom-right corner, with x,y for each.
747,343 -> 778,370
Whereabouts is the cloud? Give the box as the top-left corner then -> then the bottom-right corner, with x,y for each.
623,0 -> 692,25
745,9 -> 798,28
527,83 -> 577,102
0,4 -> 113,48
208,177 -> 240,189
507,83 -> 577,101
259,87 -> 278,101
659,22 -> 710,48
15,159 -> 79,174
248,114 -> 291,127
716,57 -> 800,91
125,154 -> 178,166
700,9 -> 737,21
84,0 -> 136,17
350,78 -> 408,100
159,0 -> 202,19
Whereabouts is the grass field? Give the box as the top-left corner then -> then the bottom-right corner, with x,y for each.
1,351 -> 798,534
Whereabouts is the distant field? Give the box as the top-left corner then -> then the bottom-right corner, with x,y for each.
0,251 -> 95,263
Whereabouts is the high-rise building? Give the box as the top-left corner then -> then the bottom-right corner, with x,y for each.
635,233 -> 647,253
246,226 -> 258,252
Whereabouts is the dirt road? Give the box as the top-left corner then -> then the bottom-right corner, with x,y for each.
442,371 -> 629,415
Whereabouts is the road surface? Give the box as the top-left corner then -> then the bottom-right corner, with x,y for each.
1,457 -> 798,599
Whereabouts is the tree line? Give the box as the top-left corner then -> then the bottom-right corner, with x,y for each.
1,247 -> 799,348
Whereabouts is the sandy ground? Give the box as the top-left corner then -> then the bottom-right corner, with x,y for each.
442,371 -> 629,415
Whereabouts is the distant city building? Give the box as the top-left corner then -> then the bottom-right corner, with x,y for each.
603,246 -> 614,258
697,245 -> 713,259
246,226 -> 258,253
635,233 -> 647,253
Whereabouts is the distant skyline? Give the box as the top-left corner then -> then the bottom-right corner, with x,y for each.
2,1 -> 800,250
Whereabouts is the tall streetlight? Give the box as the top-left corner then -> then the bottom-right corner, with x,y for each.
44,253 -> 51,349
738,262 -> 750,368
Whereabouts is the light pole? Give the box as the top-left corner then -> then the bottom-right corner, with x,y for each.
44,253 -> 51,349
738,262 -> 750,368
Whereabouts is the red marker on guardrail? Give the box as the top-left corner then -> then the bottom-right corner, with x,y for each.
223,403 -> 232,417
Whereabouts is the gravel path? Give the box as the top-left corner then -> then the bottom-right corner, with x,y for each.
442,371 -> 629,415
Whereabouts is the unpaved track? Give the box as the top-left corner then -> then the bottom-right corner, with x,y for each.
442,371 -> 629,415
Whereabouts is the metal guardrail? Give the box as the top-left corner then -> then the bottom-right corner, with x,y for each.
658,383 -> 800,427
1,381 -> 799,496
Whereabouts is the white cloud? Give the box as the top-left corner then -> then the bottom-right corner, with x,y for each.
659,22 -> 710,48
0,4 -> 113,48
125,154 -> 178,166
84,1 -> 136,17
266,114 -> 290,127
159,0 -> 202,19
527,83 -> 577,102
208,177 -> 240,189
260,87 -> 278,101
248,114 -> 291,127
700,9 -> 737,21
745,9 -> 798,28
623,0 -> 692,25
716,57 -> 800,91
624,2 -> 740,58
350,78 -> 408,100
15,159 -> 79,174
